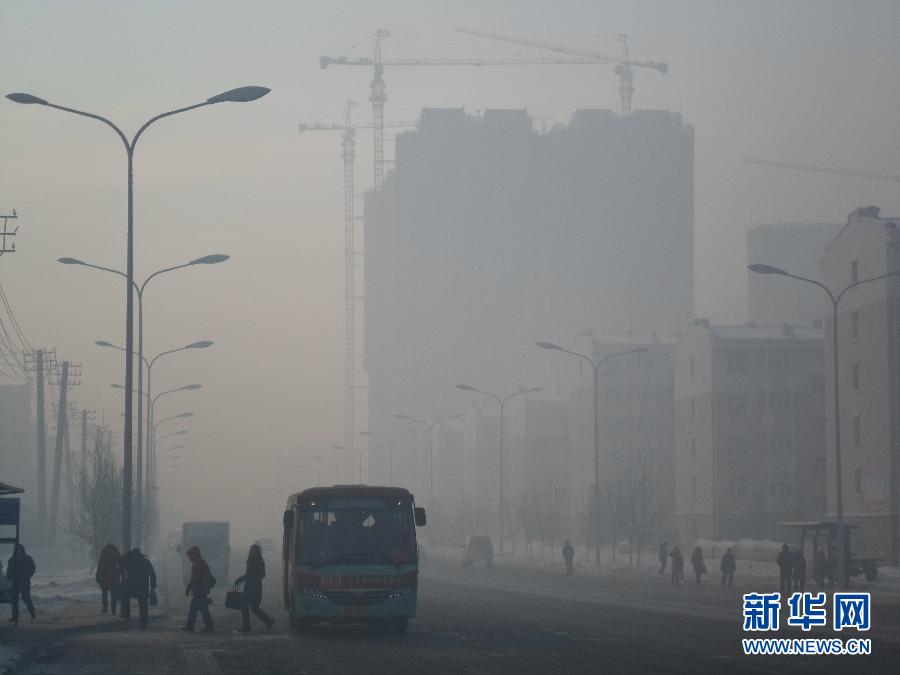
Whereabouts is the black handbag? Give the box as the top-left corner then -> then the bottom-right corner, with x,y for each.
225,583 -> 246,611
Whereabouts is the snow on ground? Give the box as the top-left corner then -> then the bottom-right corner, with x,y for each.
29,567 -> 97,611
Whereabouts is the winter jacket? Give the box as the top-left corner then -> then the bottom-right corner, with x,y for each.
720,551 -> 736,574
119,549 -> 156,599
186,546 -> 213,597
237,558 -> 266,606
6,546 -> 36,588
96,544 -> 122,591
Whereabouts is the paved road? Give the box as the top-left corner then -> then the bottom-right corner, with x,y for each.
11,555 -> 900,674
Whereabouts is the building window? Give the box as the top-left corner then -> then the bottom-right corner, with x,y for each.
691,397 -> 695,420
769,480 -> 785,497
852,363 -> 860,391
768,392 -> 792,414
728,394 -> 747,415
814,459 -> 826,478
689,357 -> 695,379
726,352 -> 746,374
854,467 -> 862,496
729,436 -> 748,462
692,477 -> 697,503
691,437 -> 696,461
851,259 -> 859,284
632,352 -> 653,370
812,416 -> 826,439
853,415 -> 861,445
851,311 -> 859,340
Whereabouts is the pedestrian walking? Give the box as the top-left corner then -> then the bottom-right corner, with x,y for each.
690,546 -> 706,587
182,546 -> 215,633
669,546 -> 684,585
792,551 -> 807,592
658,541 -> 668,575
562,540 -> 575,577
119,547 -> 156,628
234,544 -> 273,633
776,544 -> 792,596
720,547 -> 736,587
815,549 -> 829,588
96,542 -> 121,614
6,543 -> 36,626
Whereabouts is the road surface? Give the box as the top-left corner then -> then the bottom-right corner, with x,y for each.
9,553 -> 900,674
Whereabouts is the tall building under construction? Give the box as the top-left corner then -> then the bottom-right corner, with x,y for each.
364,107 -> 694,492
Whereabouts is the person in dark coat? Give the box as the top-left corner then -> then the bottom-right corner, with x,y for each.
96,542 -> 122,614
690,546 -> 706,587
119,547 -> 156,628
669,546 -> 684,585
720,547 -> 736,587
562,540 -> 575,576
234,544 -> 273,632
182,546 -> 215,633
6,544 -> 36,625
776,544 -> 792,596
658,542 -> 669,575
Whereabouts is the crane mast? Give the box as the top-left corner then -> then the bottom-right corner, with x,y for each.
298,104 -> 415,450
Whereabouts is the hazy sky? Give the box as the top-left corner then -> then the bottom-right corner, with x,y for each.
2,0 -> 899,541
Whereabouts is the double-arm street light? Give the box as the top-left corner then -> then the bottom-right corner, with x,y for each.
394,414 -> 463,510
313,456 -> 341,485
749,262 -> 900,586
149,385 -> 201,488
157,445 -> 184,458
334,445 -> 373,483
455,385 -> 541,556
100,336 -> 210,542
358,429 -> 416,485
11,84 -> 269,550
537,342 -> 647,565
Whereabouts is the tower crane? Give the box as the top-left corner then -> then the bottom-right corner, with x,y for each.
743,157 -> 900,184
455,27 -> 668,117
298,101 -> 415,449
320,28 -> 602,190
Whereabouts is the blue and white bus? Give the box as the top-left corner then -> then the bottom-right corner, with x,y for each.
283,486 -> 426,632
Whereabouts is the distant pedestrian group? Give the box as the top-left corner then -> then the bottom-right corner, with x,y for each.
562,540 -> 575,577
776,544 -> 806,594
93,542 -> 157,629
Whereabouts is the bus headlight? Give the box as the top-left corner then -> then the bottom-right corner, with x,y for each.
301,588 -> 327,599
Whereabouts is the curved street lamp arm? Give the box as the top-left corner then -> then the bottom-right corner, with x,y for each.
597,347 -> 648,368
140,262 -> 193,294
552,345 -> 596,371
149,345 -> 190,370
131,102 -> 209,151
43,103 -> 129,151
778,271 -> 837,305
835,269 -> 900,305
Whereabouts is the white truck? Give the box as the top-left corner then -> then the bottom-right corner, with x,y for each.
180,521 -> 230,586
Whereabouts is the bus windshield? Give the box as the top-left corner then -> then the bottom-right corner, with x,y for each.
297,495 -> 416,566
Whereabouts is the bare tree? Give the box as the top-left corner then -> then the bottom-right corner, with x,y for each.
66,428 -> 123,562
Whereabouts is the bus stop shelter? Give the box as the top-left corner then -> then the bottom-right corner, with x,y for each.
0,482 -> 24,610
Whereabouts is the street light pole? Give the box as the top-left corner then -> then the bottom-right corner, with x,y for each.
749,263 -> 900,587
537,342 -> 646,566
12,86 -> 270,550
394,414 -> 462,511
95,334 -> 212,541
455,385 -> 541,557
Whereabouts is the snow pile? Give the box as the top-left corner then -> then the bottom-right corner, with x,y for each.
30,569 -> 97,609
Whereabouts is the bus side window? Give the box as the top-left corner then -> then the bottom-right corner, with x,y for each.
282,510 -> 294,561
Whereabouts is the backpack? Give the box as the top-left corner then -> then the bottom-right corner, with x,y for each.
22,555 -> 36,579
208,572 -> 216,590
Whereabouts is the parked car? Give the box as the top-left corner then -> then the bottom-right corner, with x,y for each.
462,535 -> 494,569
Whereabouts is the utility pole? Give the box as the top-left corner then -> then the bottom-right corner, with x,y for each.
24,348 -> 54,539
48,361 -> 80,546
0,210 -> 18,257
81,409 -> 95,478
